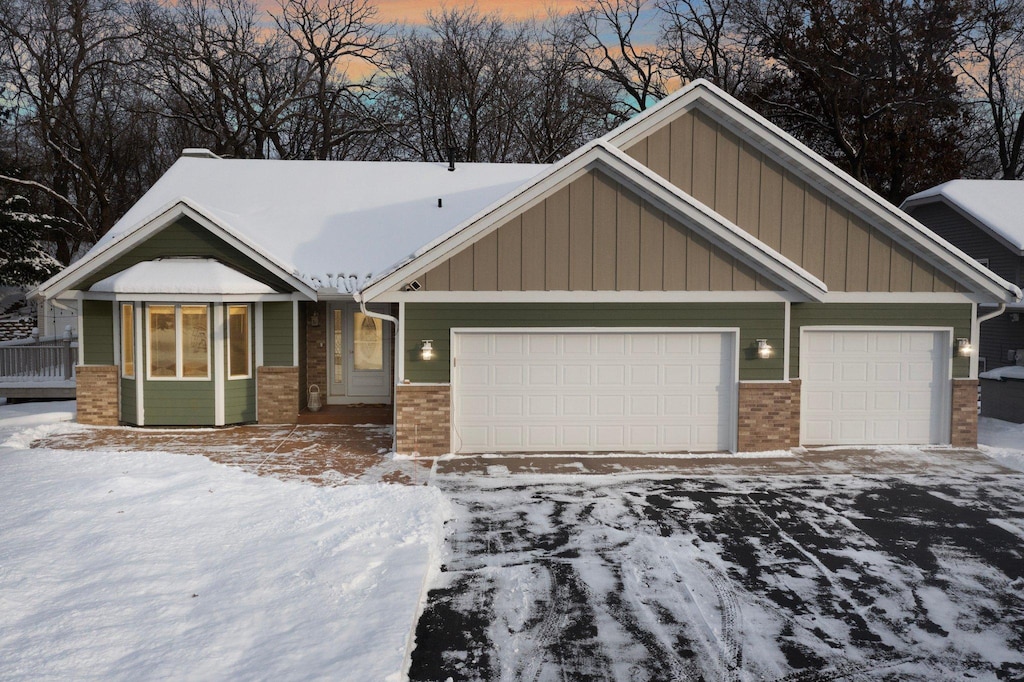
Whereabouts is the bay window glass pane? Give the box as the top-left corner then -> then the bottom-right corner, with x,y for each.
228,305 -> 250,378
121,304 -> 134,378
353,312 -> 382,370
148,305 -> 176,377
181,305 -> 208,377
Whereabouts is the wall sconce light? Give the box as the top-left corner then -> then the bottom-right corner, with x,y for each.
309,309 -> 320,327
757,339 -> 773,359
420,339 -> 434,361
956,337 -> 972,357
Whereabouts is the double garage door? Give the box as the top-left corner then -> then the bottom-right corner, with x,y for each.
453,330 -> 736,453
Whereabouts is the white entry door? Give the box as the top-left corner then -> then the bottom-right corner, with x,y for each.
328,302 -> 391,403
452,330 -> 736,453
800,329 -> 950,445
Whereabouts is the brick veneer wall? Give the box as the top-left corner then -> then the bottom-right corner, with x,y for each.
77,365 -> 119,426
736,380 -> 801,452
396,384 -> 450,457
303,302 -> 327,409
950,378 -> 978,448
257,366 -> 299,424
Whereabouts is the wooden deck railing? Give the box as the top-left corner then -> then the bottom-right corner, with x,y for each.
0,340 -> 77,381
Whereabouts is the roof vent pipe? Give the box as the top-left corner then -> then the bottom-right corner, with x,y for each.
447,147 -> 456,172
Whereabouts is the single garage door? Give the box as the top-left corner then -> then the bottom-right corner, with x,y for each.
452,330 -> 736,453
801,329 -> 951,445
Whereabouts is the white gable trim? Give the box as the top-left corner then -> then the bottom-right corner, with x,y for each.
604,80 -> 1021,303
33,199 -> 318,301
362,142 -> 828,302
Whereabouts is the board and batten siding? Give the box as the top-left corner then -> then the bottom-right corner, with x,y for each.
82,300 -> 114,365
623,107 -> 965,294
404,302 -> 785,383
420,170 -> 778,293
76,217 -> 289,292
261,301 -> 294,366
790,303 -> 973,379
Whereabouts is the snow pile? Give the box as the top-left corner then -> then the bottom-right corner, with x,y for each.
0,404 -> 451,681
979,416 -> 1024,472
90,258 -> 277,295
979,365 -> 1024,381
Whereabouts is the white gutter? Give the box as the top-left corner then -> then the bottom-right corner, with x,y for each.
353,290 -> 400,453
978,304 -> 1007,324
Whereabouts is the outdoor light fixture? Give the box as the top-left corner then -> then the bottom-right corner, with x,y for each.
309,309 -> 320,327
956,338 -> 973,357
420,339 -> 434,361
757,339 -> 773,359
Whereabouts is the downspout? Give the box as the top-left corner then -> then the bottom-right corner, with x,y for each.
978,303 -> 1006,324
353,289 -> 400,454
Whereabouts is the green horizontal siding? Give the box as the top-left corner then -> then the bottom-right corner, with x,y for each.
405,302 -> 786,382
77,217 -> 290,292
142,379 -> 215,425
82,300 -> 114,365
262,301 -> 294,366
121,378 -> 137,424
790,303 -> 973,379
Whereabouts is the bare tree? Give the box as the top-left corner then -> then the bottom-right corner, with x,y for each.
564,0 -> 667,118
0,0 -> 157,258
958,0 -> 1024,178
382,7 -> 532,162
657,0 -> 764,96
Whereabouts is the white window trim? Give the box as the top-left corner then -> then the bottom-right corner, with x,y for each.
146,303 -> 212,381
120,303 -> 135,379
227,304 -> 253,380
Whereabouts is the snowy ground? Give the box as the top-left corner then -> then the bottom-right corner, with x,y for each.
412,422 -> 1024,681
0,401 -> 451,681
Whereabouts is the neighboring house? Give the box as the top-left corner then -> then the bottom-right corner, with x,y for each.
902,180 -> 1024,373
32,80 -> 1021,455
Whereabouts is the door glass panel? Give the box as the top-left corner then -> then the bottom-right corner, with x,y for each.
333,309 -> 344,383
353,312 -> 382,370
181,305 -> 209,377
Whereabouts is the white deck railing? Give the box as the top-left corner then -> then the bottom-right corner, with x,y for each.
0,340 -> 77,381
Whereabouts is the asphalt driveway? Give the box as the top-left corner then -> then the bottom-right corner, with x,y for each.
410,462 -> 1024,681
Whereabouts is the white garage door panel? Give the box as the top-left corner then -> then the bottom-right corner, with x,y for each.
801,330 -> 950,445
454,331 -> 734,453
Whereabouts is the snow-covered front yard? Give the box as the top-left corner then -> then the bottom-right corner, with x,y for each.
2,401 -> 1024,681
0,401 -> 451,681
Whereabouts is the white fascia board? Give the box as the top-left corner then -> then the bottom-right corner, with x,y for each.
819,292 -> 984,304
36,199 -> 317,301
374,291 -> 797,303
605,80 -> 1021,303
77,291 -> 298,303
362,141 -> 827,302
900,195 -> 1024,258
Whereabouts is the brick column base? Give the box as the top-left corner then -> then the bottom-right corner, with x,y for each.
257,366 -> 299,424
76,365 -> 119,426
736,380 -> 801,452
396,384 -> 451,457
951,378 -> 978,448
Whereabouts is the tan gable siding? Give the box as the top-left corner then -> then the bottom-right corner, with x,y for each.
419,169 -> 777,292
623,106 -> 966,293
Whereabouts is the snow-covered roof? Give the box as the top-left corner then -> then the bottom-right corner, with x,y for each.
903,180 -> 1024,254
90,258 -> 277,295
87,157 -> 548,292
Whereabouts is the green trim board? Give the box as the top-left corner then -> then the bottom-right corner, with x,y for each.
262,301 -> 294,366
76,217 -> 293,292
82,300 -> 114,365
404,302 -> 786,383
789,303 -> 973,379
120,378 -> 137,423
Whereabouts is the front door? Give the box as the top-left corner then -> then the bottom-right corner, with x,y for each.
328,302 -> 392,404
